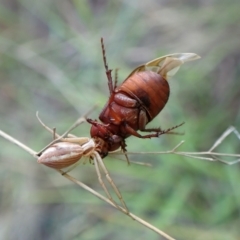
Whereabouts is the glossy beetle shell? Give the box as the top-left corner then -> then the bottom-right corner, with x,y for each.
88,39 -> 200,158
116,71 -> 169,120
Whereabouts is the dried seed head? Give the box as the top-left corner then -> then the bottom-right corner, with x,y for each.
37,142 -> 84,169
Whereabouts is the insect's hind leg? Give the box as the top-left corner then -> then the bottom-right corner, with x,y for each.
141,122 -> 185,135
101,38 -> 114,94
124,122 -> 185,139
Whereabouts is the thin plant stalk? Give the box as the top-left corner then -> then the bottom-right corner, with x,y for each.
112,126 -> 240,165
0,129 -> 175,240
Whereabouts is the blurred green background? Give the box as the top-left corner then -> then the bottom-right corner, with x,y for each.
0,0 -> 240,239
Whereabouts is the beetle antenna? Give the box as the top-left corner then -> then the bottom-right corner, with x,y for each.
101,38 -> 114,94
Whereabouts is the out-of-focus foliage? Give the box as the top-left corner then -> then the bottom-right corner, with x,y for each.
0,0 -> 240,239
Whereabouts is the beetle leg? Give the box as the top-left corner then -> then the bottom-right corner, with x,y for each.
124,123 -> 159,138
87,118 -> 99,125
114,68 -> 119,90
141,122 -> 185,135
119,140 -> 130,165
142,128 -> 184,135
87,118 -> 109,133
123,122 -> 184,139
140,127 -> 161,132
101,38 -> 114,94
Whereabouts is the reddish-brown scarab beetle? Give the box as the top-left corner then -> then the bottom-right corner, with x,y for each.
88,39 -> 200,160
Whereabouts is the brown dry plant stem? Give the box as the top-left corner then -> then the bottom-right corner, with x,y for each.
0,129 -> 175,240
1,125 -> 240,239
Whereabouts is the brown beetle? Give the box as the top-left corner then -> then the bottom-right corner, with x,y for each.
88,39 -> 200,159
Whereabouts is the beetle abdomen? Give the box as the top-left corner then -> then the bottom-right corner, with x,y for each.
116,71 -> 170,120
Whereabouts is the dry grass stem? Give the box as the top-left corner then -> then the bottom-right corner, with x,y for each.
1,123 -> 239,238
0,128 -> 175,240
